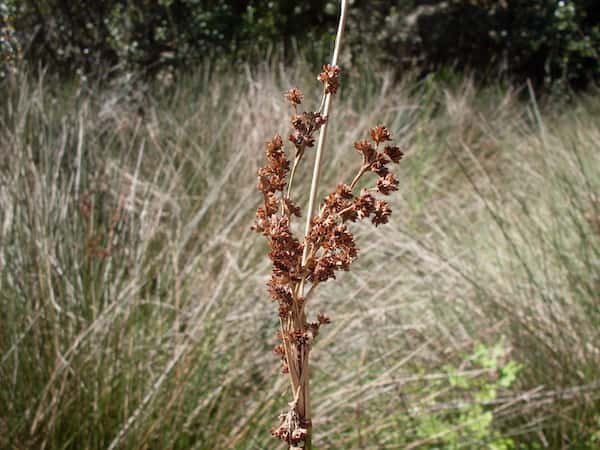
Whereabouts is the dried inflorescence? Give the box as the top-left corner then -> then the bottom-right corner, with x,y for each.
318,64 -> 342,94
253,64 -> 405,447
271,402 -> 309,446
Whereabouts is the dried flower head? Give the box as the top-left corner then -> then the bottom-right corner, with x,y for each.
354,140 -> 376,163
376,173 -> 399,195
289,112 -> 327,156
285,88 -> 304,105
372,200 -> 392,226
384,145 -> 404,163
370,153 -> 390,177
318,64 -> 341,94
253,51 -> 406,448
370,125 -> 391,145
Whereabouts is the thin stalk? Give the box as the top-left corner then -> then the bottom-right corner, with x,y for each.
349,165 -> 368,191
301,0 -> 349,263
298,1 -> 348,449
286,153 -> 303,199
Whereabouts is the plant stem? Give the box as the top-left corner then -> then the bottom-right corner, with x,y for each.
298,1 -> 348,449
301,0 -> 348,263
286,153 -> 302,199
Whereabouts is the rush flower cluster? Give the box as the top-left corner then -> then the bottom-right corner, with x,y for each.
318,64 -> 342,94
252,64 -> 405,447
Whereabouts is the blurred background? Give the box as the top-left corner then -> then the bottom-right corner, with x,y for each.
1,0 -> 599,87
1,1 -> 600,450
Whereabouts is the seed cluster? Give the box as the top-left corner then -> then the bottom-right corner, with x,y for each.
252,64 -> 405,446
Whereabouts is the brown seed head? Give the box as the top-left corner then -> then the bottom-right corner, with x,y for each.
354,139 -> 376,164
376,173 -> 399,195
318,64 -> 341,94
266,134 -> 284,155
372,200 -> 392,226
370,125 -> 391,145
370,153 -> 390,176
284,87 -> 303,105
283,198 -> 302,217
353,189 -> 376,219
384,145 -> 404,163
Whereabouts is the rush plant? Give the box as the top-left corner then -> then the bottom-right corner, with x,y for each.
251,2 -> 405,448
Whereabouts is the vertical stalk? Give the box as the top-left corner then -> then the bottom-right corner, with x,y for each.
298,1 -> 348,449
301,0 -> 348,252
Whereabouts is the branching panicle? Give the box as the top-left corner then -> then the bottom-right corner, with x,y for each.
252,15 -> 405,447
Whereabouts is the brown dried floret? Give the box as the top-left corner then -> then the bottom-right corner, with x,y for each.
289,112 -> 327,155
267,278 -> 293,304
289,131 -> 315,150
372,200 -> 392,226
307,215 -> 337,245
318,64 -> 341,95
283,198 -> 302,217
369,153 -> 390,176
264,192 -> 279,215
285,88 -> 304,105
335,183 -> 353,199
323,184 -> 354,217
266,134 -> 284,155
354,139 -> 376,163
256,134 -> 290,195
266,217 -> 304,279
323,224 -> 356,254
353,189 -> 376,219
273,344 -> 286,356
384,145 -> 404,163
339,205 -> 359,223
278,305 -> 290,318
317,312 -> 331,325
376,173 -> 399,195
370,125 -> 391,145
309,256 -> 337,283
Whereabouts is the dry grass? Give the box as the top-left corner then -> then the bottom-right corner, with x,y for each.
1,66 -> 599,449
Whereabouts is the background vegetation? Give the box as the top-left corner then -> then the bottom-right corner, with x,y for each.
1,1 -> 600,449
1,63 -> 599,448
1,0 -> 599,87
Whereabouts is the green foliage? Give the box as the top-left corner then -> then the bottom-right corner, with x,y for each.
0,0 -> 20,78
3,0 -> 337,77
355,0 -> 599,88
413,343 -> 520,449
3,0 -> 599,87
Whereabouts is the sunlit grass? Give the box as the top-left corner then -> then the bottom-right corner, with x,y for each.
1,66 -> 599,449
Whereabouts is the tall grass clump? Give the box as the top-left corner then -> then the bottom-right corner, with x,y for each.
1,60 -> 599,449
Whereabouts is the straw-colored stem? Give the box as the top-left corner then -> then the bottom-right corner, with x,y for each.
286,153 -> 302,199
301,0 -> 348,264
350,165 -> 368,191
297,1 -> 348,449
